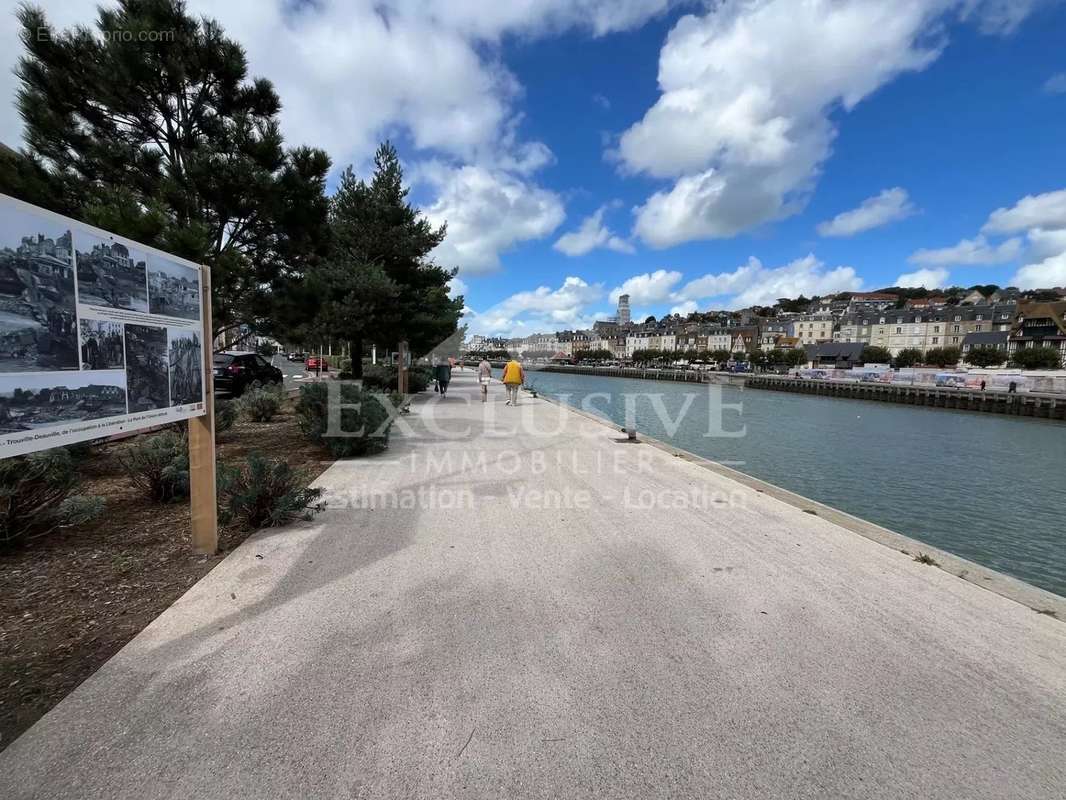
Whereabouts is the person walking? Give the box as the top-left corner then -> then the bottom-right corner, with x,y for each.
478,357 -> 492,403
502,357 -> 524,405
434,361 -> 453,398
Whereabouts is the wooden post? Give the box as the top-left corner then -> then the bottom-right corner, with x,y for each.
188,265 -> 218,555
398,340 -> 409,395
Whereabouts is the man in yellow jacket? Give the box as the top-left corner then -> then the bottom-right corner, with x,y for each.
501,358 -> 524,406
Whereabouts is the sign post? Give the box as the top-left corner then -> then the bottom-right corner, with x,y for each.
398,340 -> 409,395
188,265 -> 216,554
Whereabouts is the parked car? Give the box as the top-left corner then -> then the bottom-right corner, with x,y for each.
213,352 -> 283,397
305,355 -> 329,372
287,351 -> 306,362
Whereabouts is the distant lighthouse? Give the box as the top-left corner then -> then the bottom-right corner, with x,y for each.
618,293 -> 631,325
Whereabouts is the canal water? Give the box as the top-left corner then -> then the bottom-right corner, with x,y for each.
522,369 -> 1066,598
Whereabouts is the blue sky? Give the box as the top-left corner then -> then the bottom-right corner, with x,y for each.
2,1 -> 1065,335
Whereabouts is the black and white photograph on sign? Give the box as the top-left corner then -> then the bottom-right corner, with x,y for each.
124,323 -> 169,411
168,328 -> 202,406
75,231 -> 149,313
0,370 -> 127,433
79,318 -> 125,371
148,255 -> 200,320
0,204 -> 78,373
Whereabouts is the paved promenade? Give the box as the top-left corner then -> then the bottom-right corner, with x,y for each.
2,371 -> 1064,799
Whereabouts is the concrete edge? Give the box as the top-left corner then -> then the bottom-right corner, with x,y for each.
531,389 -> 1066,622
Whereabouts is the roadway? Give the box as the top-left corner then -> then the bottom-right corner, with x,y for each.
1,371 -> 1063,798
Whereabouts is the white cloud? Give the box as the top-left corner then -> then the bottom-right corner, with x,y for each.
1011,252 -> 1066,289
982,188 -> 1066,234
465,275 -> 606,335
674,254 -> 863,309
817,188 -> 917,237
669,300 -> 698,316
554,205 -> 634,256
448,276 -> 468,298
1027,227 -> 1066,261
2,1 -> 681,163
609,269 -> 683,304
593,93 -> 611,110
1043,73 -> 1066,94
1,1 -> 685,281
420,163 -> 565,274
619,0 -> 1043,248
895,267 -> 950,288
960,0 -> 1049,35
908,234 -> 1022,265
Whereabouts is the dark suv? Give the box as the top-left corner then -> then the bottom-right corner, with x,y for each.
213,352 -> 283,397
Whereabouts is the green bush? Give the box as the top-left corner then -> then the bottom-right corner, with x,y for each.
215,398 -> 238,432
217,452 -> 323,530
0,449 -> 104,546
238,386 -> 283,422
1011,346 -> 1062,370
894,348 -> 923,368
924,346 -> 961,367
118,430 -> 189,502
965,346 -> 1007,368
357,365 -> 431,393
295,382 -> 396,457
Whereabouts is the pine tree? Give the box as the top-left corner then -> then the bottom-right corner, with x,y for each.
327,145 -> 463,363
4,0 -> 331,339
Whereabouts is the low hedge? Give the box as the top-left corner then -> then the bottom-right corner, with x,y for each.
295,382 -> 398,457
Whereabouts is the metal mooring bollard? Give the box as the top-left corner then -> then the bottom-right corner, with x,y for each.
627,427 -> 638,441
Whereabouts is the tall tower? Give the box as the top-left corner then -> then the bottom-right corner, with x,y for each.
618,293 -> 631,325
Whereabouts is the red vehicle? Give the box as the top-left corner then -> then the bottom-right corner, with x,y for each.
305,355 -> 329,372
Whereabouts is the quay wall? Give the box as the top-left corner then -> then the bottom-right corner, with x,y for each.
747,375 -> 1066,420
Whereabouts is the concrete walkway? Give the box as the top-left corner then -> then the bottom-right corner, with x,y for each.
2,371 -> 1064,799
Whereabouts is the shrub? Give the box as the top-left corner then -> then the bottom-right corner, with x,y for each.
217,452 -> 323,530
965,346 -> 1007,368
357,365 -> 431,394
215,398 -> 238,432
924,346 -> 961,367
0,448 -> 104,546
238,386 -> 283,422
1011,346 -> 1062,370
118,430 -> 189,502
894,348 -> 923,368
295,382 -> 396,457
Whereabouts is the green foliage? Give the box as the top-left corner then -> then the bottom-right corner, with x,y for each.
0,449 -> 104,546
776,295 -> 811,313
575,349 -> 615,362
119,431 -> 189,503
861,345 -> 892,364
630,349 -> 666,364
295,382 -> 396,457
965,347 -> 1008,367
1011,346 -> 1062,370
924,346 -> 961,367
355,365 -> 431,393
708,349 -> 735,364
7,1 -> 331,338
217,453 -> 322,530
894,348 -> 924,368
214,398 -> 238,433
238,386 -> 284,422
